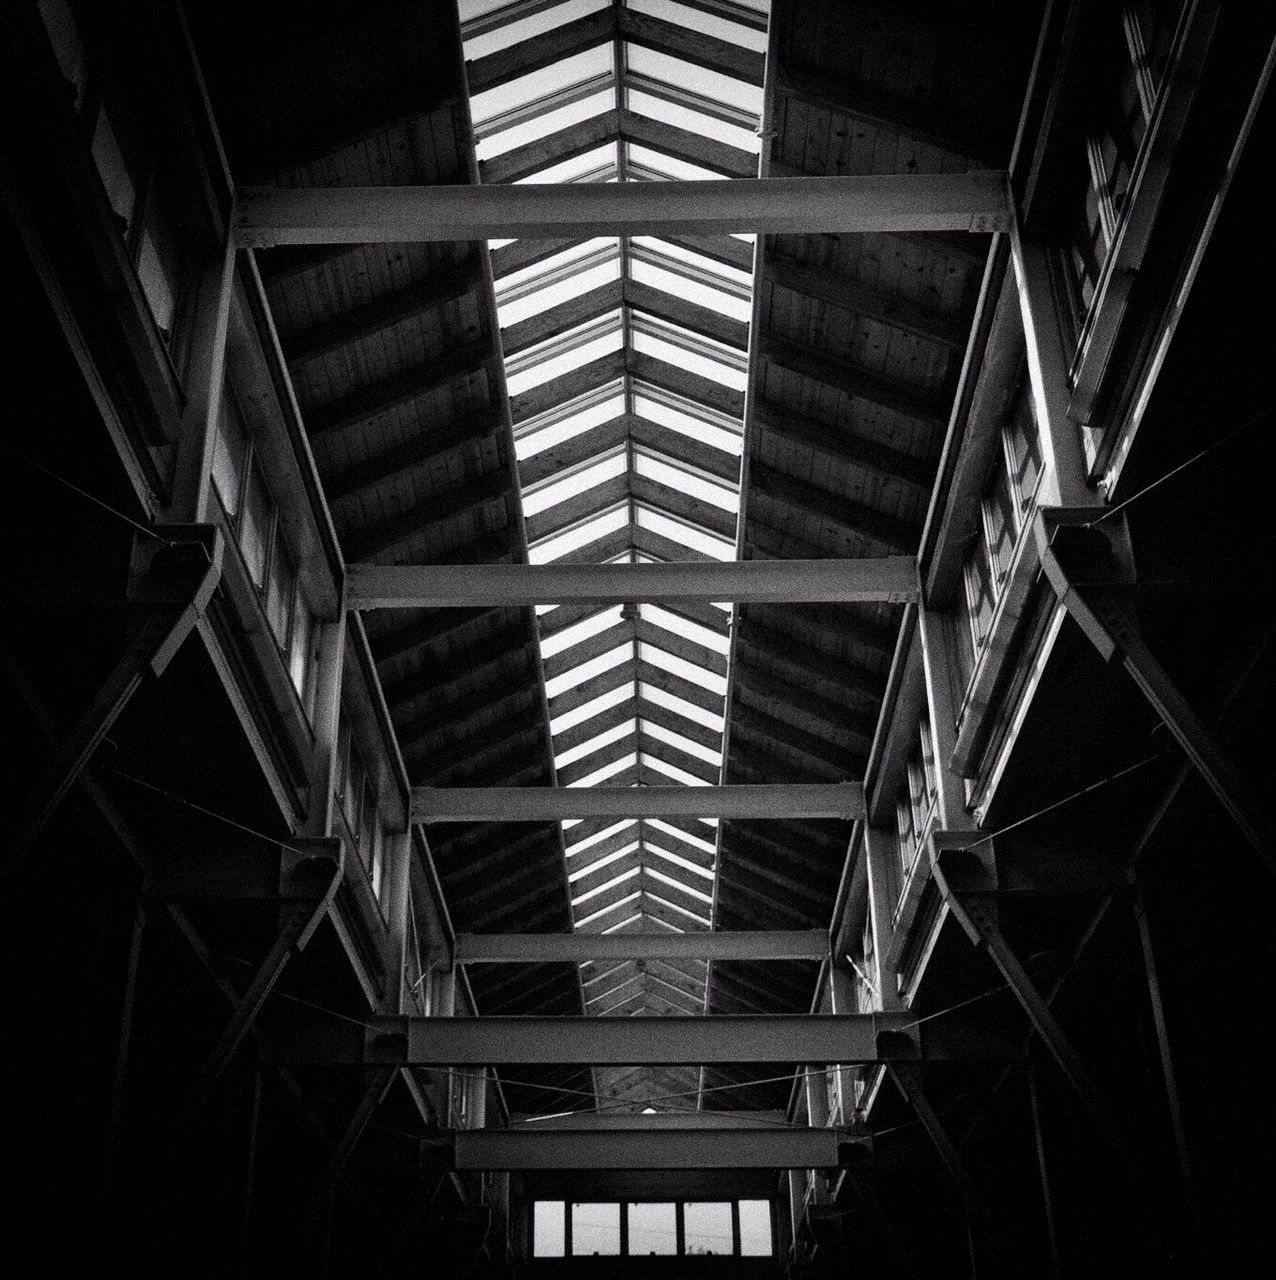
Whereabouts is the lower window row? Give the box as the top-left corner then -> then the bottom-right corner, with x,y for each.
534,1199 -> 772,1258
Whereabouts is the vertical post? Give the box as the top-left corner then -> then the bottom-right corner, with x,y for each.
170,236 -> 236,522
786,1168 -> 805,1263
239,1065 -> 262,1279
918,607 -> 976,831
104,898 -> 146,1197
383,830 -> 413,1013
1133,885 -> 1200,1240
304,613 -> 347,839
1027,1055 -> 1062,1280
1008,221 -> 1094,508
827,960 -> 857,1121
864,826 -> 903,1011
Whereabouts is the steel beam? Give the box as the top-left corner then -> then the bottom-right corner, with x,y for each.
422,1126 -> 843,1171
234,173 -> 1010,247
347,557 -> 919,609
454,930 -> 829,964
264,1012 -> 1014,1067
411,783 -> 864,823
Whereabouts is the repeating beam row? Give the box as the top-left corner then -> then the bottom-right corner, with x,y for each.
454,930 -> 830,964
347,558 -> 920,608
410,783 -> 863,823
234,172 -> 1010,246
264,1013 -> 1014,1066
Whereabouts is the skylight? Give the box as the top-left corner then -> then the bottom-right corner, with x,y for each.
459,0 -> 770,1075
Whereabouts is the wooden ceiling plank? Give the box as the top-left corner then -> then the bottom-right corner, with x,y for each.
764,248 -> 964,349
617,8 -> 765,84
751,398 -> 932,492
283,257 -> 483,367
748,460 -> 918,556
465,7 -> 616,96
761,333 -> 947,425
326,409 -> 504,504
304,339 -> 493,438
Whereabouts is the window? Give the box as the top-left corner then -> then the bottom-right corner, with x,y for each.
738,1200 -> 773,1256
1057,3 -> 1186,334
210,390 -> 317,712
533,1201 -> 566,1258
39,0 -> 192,353
533,1199 -> 774,1258
682,1202 -> 732,1256
627,1202 -> 677,1255
334,716 -> 388,903
572,1202 -> 621,1256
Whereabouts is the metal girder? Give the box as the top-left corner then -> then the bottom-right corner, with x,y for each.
348,557 -> 919,608
233,173 -> 1011,247
264,1012 -> 1015,1067
454,929 -> 829,965
1036,508 -> 1276,872
8,526 -> 222,876
411,783 -> 864,823
422,1126 -> 844,1171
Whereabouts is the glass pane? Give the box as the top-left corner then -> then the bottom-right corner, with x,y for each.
239,467 -> 272,589
683,1201 -> 733,1255
533,1201 -> 565,1257
572,1202 -> 621,1255
627,1202 -> 677,1255
738,1200 -> 773,1256
211,395 -> 247,517
265,545 -> 294,648
288,592 -> 312,705
90,109 -> 136,234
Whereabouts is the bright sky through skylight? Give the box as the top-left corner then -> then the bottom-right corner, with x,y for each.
460,0 -> 771,1032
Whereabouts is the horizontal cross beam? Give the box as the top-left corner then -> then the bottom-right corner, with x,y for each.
233,173 -> 1010,246
347,558 -> 919,608
431,1126 -> 844,1171
411,783 -> 864,823
454,929 -> 830,964
264,1013 -> 1013,1066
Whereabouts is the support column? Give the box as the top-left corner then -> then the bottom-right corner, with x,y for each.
103,898 -> 146,1197
169,237 -> 236,522
934,876 -> 1154,1220
1133,885 -> 1200,1241
239,1066 -> 262,1280
864,826 -> 903,1011
383,830 -> 413,1014
1027,1056 -> 1062,1280
1008,223 -> 1094,508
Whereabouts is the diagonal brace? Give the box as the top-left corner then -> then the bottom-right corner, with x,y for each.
8,526 -> 222,874
1037,508 -> 1275,872
174,841 -> 343,1136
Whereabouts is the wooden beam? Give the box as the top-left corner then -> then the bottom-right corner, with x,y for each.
234,173 -> 1011,246
752,400 -> 933,492
748,461 -> 918,555
761,334 -> 948,424
764,249 -> 965,349
347,557 -> 919,608
410,783 -> 864,823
